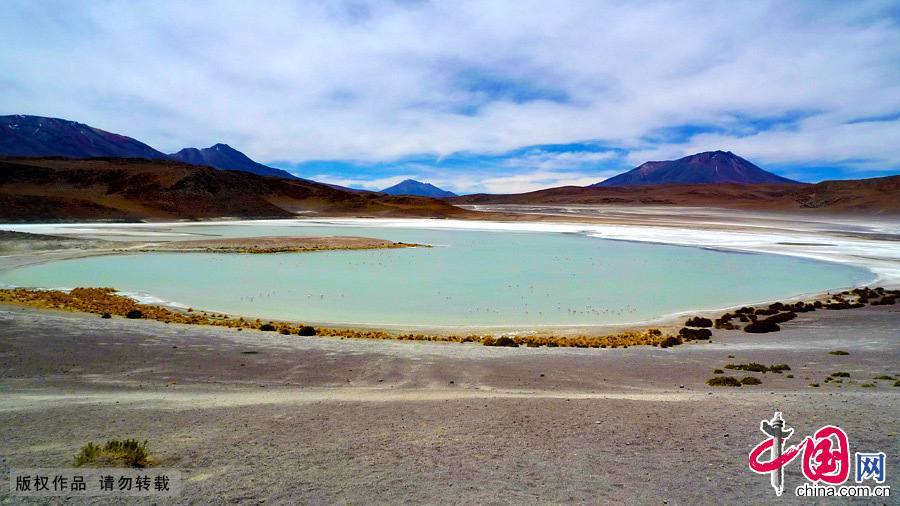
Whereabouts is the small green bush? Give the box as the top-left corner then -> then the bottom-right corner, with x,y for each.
297,325 -> 316,336
830,371 -> 850,378
740,376 -> 762,385
101,312 -> 111,319
707,376 -> 742,387
713,369 -> 724,374
74,439 -> 151,468
872,375 -> 893,380
829,350 -> 850,356
259,323 -> 276,332
125,309 -> 143,319
860,383 -> 876,388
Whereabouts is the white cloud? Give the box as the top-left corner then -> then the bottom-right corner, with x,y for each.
1,0 -> 898,173
310,174 -> 415,191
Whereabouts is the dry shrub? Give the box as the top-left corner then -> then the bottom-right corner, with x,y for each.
744,319 -> 780,333
684,316 -> 712,328
707,376 -> 741,387
74,439 -> 152,468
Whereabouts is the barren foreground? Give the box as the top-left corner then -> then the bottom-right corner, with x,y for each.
1,304 -> 897,504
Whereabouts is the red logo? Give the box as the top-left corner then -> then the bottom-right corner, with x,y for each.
748,412 -> 850,496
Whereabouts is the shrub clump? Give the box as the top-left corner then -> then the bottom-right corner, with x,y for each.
707,376 -> 742,387
659,336 -> 682,348
744,319 -> 780,333
767,311 -> 797,324
297,325 -> 317,336
830,371 -> 850,378
74,439 -> 152,468
713,369 -> 724,374
725,363 -> 790,373
740,376 -> 762,385
483,336 -> 518,347
101,312 -> 111,319
828,350 -> 850,356
684,316 -> 713,328
258,323 -> 276,332
678,327 -> 711,341
125,309 -> 143,319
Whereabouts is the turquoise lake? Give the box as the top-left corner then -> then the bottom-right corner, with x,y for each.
0,223 -> 874,327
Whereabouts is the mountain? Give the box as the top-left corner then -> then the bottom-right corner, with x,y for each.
1,115 -> 296,179
0,115 -> 168,159
450,176 -> 899,215
594,151 -> 799,187
0,157 -> 473,222
381,179 -> 457,198
169,143 -> 297,179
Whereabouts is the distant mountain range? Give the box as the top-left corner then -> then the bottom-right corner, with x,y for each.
1,115 -> 295,179
0,157 -> 470,222
381,179 -> 457,197
594,151 -> 798,186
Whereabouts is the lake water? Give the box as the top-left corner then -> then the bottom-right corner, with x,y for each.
0,222 -> 874,327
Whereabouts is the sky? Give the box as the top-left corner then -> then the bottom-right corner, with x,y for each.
2,0 -> 899,193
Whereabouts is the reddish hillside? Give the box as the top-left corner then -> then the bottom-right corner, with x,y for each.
451,176 -> 899,215
0,157 -> 471,222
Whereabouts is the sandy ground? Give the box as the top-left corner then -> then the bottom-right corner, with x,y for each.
0,304 -> 898,504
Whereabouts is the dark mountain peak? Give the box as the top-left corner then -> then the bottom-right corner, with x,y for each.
595,151 -> 799,187
381,179 -> 457,198
0,114 -> 168,160
169,143 -> 296,180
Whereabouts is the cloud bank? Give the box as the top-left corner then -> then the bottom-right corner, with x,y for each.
2,0 -> 899,191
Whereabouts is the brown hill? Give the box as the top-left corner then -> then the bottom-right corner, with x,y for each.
451,175 -> 900,215
0,157 -> 470,222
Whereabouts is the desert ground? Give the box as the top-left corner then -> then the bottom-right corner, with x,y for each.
0,207 -> 898,504
0,304 -> 897,504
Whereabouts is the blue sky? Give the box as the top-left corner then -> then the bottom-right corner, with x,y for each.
2,1 -> 899,193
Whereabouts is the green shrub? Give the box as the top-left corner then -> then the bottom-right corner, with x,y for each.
259,323 -> 276,331
125,309 -> 143,319
872,375 -> 893,380
707,376 -> 742,387
740,376 -> 762,385
786,374 -> 794,378
297,326 -> 317,336
713,369 -> 724,374
830,371 -> 850,378
724,363 -> 790,373
74,439 -> 151,468
809,383 -> 819,387
101,312 -> 111,319
828,350 -> 850,355
860,383 -> 876,388
894,379 -> 900,387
